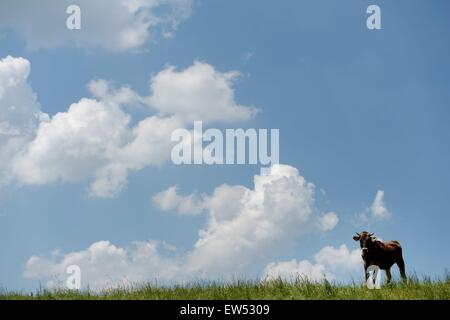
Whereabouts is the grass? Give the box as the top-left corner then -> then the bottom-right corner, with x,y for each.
1,275 -> 449,300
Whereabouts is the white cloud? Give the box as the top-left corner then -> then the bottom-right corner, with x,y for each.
202,184 -> 248,223
11,89 -> 185,197
0,56 -> 49,185
319,212 -> 339,231
156,165 -> 339,277
355,190 -> 392,226
25,164 -> 342,289
262,244 -> 361,283
2,57 -> 255,197
262,259 -> 331,282
371,190 -> 391,220
152,186 -> 205,215
0,0 -> 192,51
148,61 -> 259,123
25,241 -> 182,290
153,183 -> 247,220
88,115 -> 184,198
314,244 -> 362,272
13,96 -> 132,185
185,165 -> 319,277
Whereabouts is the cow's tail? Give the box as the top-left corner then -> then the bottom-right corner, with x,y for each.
393,242 -> 407,280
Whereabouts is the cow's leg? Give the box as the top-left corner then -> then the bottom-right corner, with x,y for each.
364,265 -> 369,281
385,268 -> 392,286
397,257 -> 407,281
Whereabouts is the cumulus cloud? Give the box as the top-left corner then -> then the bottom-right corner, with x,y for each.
25,241 -> 182,290
11,84 -> 183,197
0,0 -> 192,51
355,190 -> 392,226
1,57 -> 255,197
202,184 -> 248,223
156,165 -> 339,277
262,244 -> 361,282
371,190 -> 391,220
25,164 -> 341,289
319,212 -> 339,231
314,244 -> 362,272
153,183 -> 248,219
152,186 -> 205,215
262,259 -> 332,282
0,56 -> 49,185
185,165 -> 319,277
148,61 -> 259,123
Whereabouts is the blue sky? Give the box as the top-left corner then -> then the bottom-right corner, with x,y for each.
0,0 -> 449,291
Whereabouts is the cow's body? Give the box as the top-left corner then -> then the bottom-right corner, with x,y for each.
353,232 -> 406,285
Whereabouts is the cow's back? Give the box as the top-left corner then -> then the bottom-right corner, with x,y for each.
385,240 -> 402,251
366,240 -> 402,270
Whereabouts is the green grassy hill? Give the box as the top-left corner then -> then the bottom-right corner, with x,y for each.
1,277 -> 449,300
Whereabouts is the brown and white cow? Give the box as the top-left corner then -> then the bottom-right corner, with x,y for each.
353,231 -> 407,285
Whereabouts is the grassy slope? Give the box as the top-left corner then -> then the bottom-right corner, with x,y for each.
1,278 -> 449,300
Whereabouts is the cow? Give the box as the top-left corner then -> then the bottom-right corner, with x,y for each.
353,231 -> 407,285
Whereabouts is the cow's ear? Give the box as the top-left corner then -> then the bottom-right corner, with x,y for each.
353,235 -> 360,241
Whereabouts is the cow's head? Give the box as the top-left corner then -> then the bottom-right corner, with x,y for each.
353,231 -> 376,258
